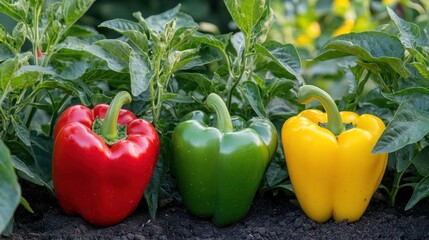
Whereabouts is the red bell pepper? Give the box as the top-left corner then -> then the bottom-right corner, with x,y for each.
52,91 -> 160,226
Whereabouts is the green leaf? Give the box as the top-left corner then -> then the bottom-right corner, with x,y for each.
181,46 -> 223,70
318,31 -> 405,58
174,26 -> 198,48
11,119 -> 31,147
0,53 -> 34,90
383,87 -> 429,111
252,4 -> 274,43
144,4 -> 181,34
266,97 -> 299,119
43,14 -> 63,47
12,22 -> 26,51
174,12 -> 199,29
82,46 -> 127,73
0,44 -> 14,62
356,61 -> 381,75
81,69 -> 129,86
29,80 -> 90,106
15,65 -> 56,76
145,136 -> 171,219
404,77 -> 429,88
0,58 -> 16,90
410,62 -> 429,79
57,37 -> 127,72
411,147 -> 429,177
98,19 -> 148,53
387,7 -> 420,49
231,32 -> 245,55
266,78 -> 295,100
62,0 -> 95,27
167,49 -> 199,73
392,144 -> 415,173
0,140 -> 20,233
20,197 -> 34,214
10,74 -> 41,91
265,162 -> 287,187
0,25 -> 7,42
30,132 -> 53,183
0,0 -> 27,22
99,19 -> 142,32
162,93 -> 195,103
175,72 -> 212,94
59,61 -> 90,80
65,24 -> 98,38
241,81 -> 266,117
373,101 -> 429,153
125,31 -> 149,53
405,176 -> 429,210
255,41 -> 302,79
192,33 -> 231,51
12,156 -> 49,188
9,65 -> 54,91
270,183 -> 294,193
315,32 -> 409,77
224,0 -> 266,35
129,51 -> 153,96
95,39 -> 132,64
168,15 -> 199,50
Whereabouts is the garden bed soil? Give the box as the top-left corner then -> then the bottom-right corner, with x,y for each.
10,183 -> 429,240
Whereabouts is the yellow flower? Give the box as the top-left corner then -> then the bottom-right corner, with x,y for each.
382,0 -> 398,5
295,22 -> 321,46
333,18 -> 354,36
334,0 -> 350,8
296,34 -> 311,46
333,0 -> 350,15
307,21 -> 321,39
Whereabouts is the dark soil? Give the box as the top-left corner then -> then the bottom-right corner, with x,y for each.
9,183 -> 429,240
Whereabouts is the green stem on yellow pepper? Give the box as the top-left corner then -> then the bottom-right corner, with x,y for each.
101,91 -> 132,141
206,93 -> 233,133
298,85 -> 344,135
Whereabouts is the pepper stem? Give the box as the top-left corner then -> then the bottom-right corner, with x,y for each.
206,93 -> 233,133
298,85 -> 344,135
100,91 -> 132,141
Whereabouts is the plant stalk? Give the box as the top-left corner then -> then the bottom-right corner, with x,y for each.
206,93 -> 233,133
226,34 -> 252,110
389,161 -> 412,207
298,85 -> 344,135
100,91 -> 132,141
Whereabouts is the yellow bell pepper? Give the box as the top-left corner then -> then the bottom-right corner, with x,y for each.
281,85 -> 388,223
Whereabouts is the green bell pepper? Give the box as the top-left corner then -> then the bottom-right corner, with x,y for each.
172,93 -> 278,227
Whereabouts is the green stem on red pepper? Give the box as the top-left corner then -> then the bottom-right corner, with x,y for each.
298,85 -> 344,136
100,91 -> 132,141
206,93 -> 233,133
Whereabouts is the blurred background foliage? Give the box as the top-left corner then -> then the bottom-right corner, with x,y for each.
83,0 -> 428,52
1,0 -> 427,54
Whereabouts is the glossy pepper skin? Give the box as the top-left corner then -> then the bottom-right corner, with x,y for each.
52,92 -> 160,226
281,85 -> 388,223
172,93 -> 277,227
